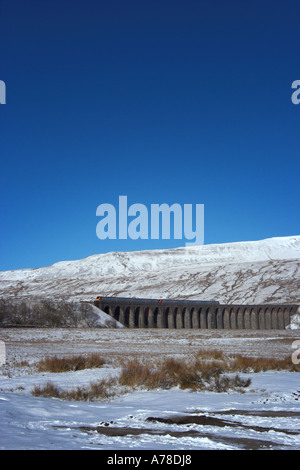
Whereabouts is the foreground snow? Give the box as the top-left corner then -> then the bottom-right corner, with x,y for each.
0,368 -> 299,450
1,328 -> 299,450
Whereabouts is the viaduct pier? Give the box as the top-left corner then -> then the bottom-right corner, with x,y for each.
94,297 -> 299,330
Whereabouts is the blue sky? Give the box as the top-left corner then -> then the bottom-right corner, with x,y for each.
0,0 -> 299,270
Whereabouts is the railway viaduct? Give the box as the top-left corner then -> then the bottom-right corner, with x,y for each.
94,297 -> 299,330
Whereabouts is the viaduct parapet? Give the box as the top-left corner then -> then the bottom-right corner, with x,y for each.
94,297 -> 299,330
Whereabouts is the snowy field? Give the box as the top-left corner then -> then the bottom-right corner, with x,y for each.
0,328 -> 299,450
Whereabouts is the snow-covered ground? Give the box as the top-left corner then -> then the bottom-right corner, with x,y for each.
0,236 -> 299,304
0,236 -> 299,450
0,329 -> 299,450
0,372 -> 299,450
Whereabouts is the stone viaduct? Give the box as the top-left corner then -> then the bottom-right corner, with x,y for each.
94,297 -> 299,330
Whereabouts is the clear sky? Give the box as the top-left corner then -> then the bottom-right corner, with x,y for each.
0,0 -> 299,270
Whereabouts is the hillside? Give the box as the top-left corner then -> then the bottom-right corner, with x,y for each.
0,236 -> 299,305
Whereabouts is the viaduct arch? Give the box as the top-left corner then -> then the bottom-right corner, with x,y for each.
95,297 -> 298,330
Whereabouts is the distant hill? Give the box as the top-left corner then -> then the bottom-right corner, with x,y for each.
0,236 -> 299,305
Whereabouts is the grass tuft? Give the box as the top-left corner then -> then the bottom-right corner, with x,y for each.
36,353 -> 105,373
32,377 -> 117,401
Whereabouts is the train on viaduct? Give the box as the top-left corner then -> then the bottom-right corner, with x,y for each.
94,296 -> 299,330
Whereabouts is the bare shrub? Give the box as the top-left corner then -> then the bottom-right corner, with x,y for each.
211,374 -> 251,393
0,298 -> 114,327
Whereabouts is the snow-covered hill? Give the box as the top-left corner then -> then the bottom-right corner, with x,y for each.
0,236 -> 299,304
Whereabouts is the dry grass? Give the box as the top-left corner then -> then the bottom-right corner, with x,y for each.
31,349 -> 299,401
196,349 -> 225,361
32,377 -> 117,401
196,349 -> 299,372
36,353 -> 105,373
229,354 -> 299,373
118,356 -> 249,392
119,350 -> 299,393
118,360 -> 174,390
32,381 -> 61,399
